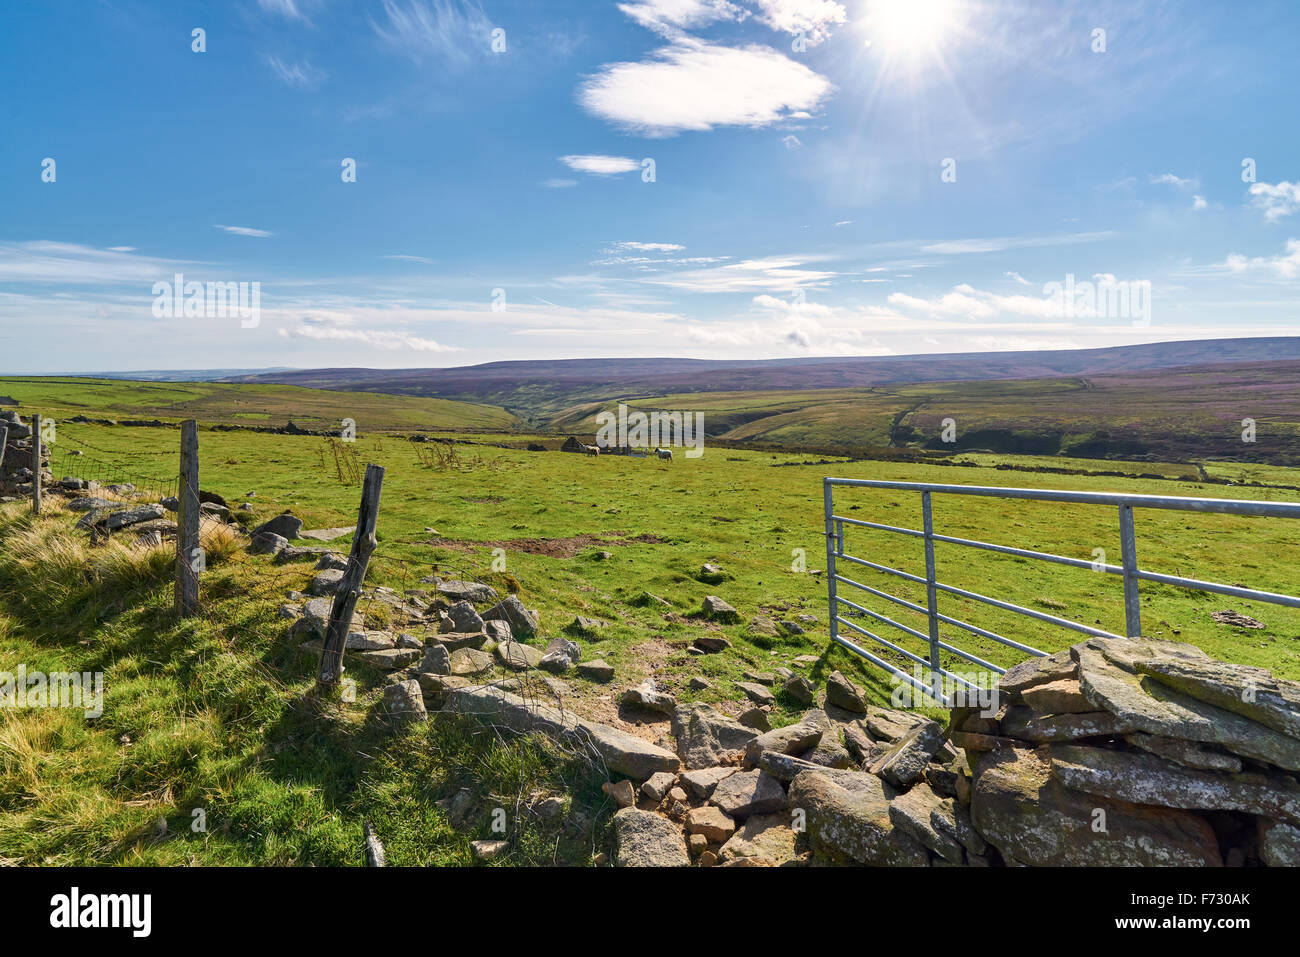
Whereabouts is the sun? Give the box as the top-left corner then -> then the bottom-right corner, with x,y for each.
861,0 -> 966,68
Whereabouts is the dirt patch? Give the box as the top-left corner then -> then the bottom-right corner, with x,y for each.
428,531 -> 667,558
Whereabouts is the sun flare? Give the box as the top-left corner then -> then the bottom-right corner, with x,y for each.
862,0 -> 965,67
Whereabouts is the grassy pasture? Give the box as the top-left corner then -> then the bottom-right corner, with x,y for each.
3,386 -> 1300,865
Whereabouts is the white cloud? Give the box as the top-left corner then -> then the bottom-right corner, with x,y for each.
382,254 -> 436,264
919,231 -> 1116,255
577,40 -> 833,137
635,254 -> 837,291
607,241 -> 686,253
749,0 -> 846,45
560,154 -> 641,175
277,321 -> 458,352
1224,239 -> 1300,279
783,134 -> 802,149
267,56 -> 325,89
371,0 -> 493,68
1004,271 -> 1030,285
107,246 -> 136,252
832,220 -> 851,227
258,0 -> 308,21
0,241 -> 190,284
1151,172 -> 1198,190
618,0 -> 747,38
213,225 -> 274,238
1192,194 -> 1207,211
888,283 -> 1067,320
541,178 -> 579,188
1248,181 -> 1300,223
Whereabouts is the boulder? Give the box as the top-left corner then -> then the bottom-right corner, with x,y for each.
383,680 -> 427,724
571,616 -> 606,634
576,659 -> 615,683
1020,678 -> 1093,715
758,750 -> 826,783
449,648 -> 495,677
783,673 -> 817,705
825,671 -> 869,713
356,648 -> 421,670
1047,743 -> 1300,826
870,720 -> 945,789
709,769 -> 787,818
744,723 -> 823,766
418,644 -> 452,676
671,702 -> 759,769
717,813 -> 799,866
640,771 -> 677,804
1258,819 -> 1300,867
621,679 -> 676,715
254,512 -> 303,540
496,641 -> 543,671
680,766 -> 738,800
693,635 -> 731,653
539,637 -> 581,674
104,504 -> 166,530
435,580 -> 498,604
310,569 -> 345,596
448,601 -> 485,633
736,682 -> 775,707
686,806 -> 736,843
483,595 -> 539,636
788,769 -> 928,866
888,781 -> 965,864
701,595 -> 740,623
970,746 -> 1222,866
449,685 -> 680,779
613,809 -> 690,867
1074,639 -> 1300,770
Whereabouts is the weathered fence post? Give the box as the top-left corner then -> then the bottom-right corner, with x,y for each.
1118,504 -> 1141,637
31,414 -> 42,515
175,420 -> 200,617
0,424 -> 8,472
318,464 -> 385,688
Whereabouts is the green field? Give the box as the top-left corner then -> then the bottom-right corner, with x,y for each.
2,384 -> 1299,865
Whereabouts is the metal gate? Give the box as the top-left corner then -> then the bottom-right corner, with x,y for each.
823,477 -> 1300,707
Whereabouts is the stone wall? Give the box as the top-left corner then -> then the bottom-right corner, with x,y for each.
0,411 -> 52,498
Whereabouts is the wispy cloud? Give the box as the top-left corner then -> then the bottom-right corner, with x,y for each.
371,0 -> 493,68
0,241 -> 190,284
382,254 -> 436,264
278,321 -> 458,352
560,154 -> 641,175
617,0 -> 747,38
577,39 -> 833,137
541,178 -> 579,188
1005,271 -> 1030,285
1248,181 -> 1300,223
258,0 -> 309,22
267,56 -> 325,89
213,225 -> 274,238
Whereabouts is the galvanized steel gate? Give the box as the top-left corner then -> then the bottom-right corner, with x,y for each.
823,478 -> 1300,707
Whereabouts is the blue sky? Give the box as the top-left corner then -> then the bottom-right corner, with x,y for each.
1,0 -> 1298,373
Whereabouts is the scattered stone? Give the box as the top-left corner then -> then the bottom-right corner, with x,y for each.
621,679 -> 676,715
641,771 -> 677,804
693,635 -> 731,653
777,620 -> 805,636
889,782 -> 965,864
253,512 -> 303,540
783,673 -> 817,705
483,595 -> 539,636
689,676 -> 712,691
449,648 -> 495,677
471,839 -> 508,862
680,766 -> 738,800
718,813 -> 798,866
686,805 -> 736,843
483,620 -> 512,644
576,659 -> 615,683
824,670 -> 869,713
758,750 -> 826,782
433,579 -> 498,604
496,640 -> 543,671
613,808 -> 690,867
448,601 -> 485,633
383,680 -> 427,724
418,644 -> 452,676
539,637 -> 581,674
736,681 -> 775,707
357,648 -> 422,670
744,722 -> 823,765
671,703 -> 759,769
1211,609 -> 1265,629
571,616 -> 606,634
310,569 -> 345,596
603,779 -> 637,808
702,595 -> 740,623
699,563 -> 726,584
315,552 -> 348,572
737,707 -> 771,732
871,720 -> 945,789
710,769 -> 787,819
789,769 -> 928,866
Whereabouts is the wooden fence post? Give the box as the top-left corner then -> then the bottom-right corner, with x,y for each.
31,414 -> 41,515
318,463 -> 385,687
175,420 -> 200,617
0,424 -> 8,473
